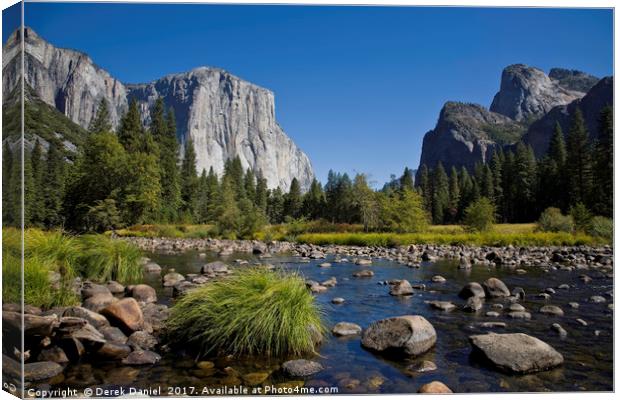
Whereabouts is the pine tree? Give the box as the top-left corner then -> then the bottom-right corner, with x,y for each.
2,146 -> 15,225
254,171 -> 269,214
8,148 -> 22,226
122,151 -> 161,225
431,162 -> 449,224
352,174 -> 380,231
214,177 -> 241,236
399,167 -> 415,192
566,108 -> 593,206
416,164 -> 432,213
23,149 -> 35,226
155,106 -> 182,222
196,170 -> 210,223
458,166 -> 474,221
243,168 -> 256,202
513,143 -> 537,221
44,142 -> 66,227
149,98 -> 167,139
267,187 -> 285,224
490,150 -> 504,217
481,165 -> 495,202
117,99 -> 144,153
302,178 -> 326,220
30,140 -> 45,225
89,99 -> 112,134
593,105 -> 613,216
205,166 -> 220,222
180,138 -> 199,219
447,166 -> 460,223
284,178 -> 303,219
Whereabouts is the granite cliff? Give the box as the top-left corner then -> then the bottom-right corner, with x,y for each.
2,27 -> 314,190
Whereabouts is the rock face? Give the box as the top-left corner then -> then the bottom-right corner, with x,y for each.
361,315 -> 436,357
417,102 -> 519,172
2,27 -> 314,190
548,68 -> 600,93
522,76 -> 613,157
490,64 -> 586,121
469,333 -> 564,374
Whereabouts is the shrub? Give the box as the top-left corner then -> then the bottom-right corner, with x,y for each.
537,207 -> 574,233
587,216 -> 613,241
166,268 -> 325,358
569,202 -> 592,232
78,235 -> 143,283
380,189 -> 429,233
462,197 -> 496,232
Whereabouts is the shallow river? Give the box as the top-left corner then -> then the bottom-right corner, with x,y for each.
58,250 -> 613,394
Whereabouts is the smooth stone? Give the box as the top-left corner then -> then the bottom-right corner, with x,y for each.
406,360 -> 437,373
463,296 -> 483,312
589,295 -> 606,303
427,301 -> 456,312
24,361 -> 64,382
418,381 -> 453,393
127,331 -> 158,350
568,302 -> 580,309
576,318 -> 588,326
309,285 -> 328,293
390,280 -> 414,296
38,346 -> 69,364
508,304 -> 525,312
121,350 -> 161,365
96,342 -> 132,360
100,298 -> 144,333
162,272 -> 185,287
511,287 -> 525,300
62,307 -> 109,329
99,326 -> 128,344
361,315 -> 436,356
243,372 -> 270,386
431,275 -> 446,283
331,297 -> 345,304
106,281 -> 125,294
81,283 -> 112,299
197,361 -> 215,370
130,284 -> 157,304
551,323 -> 567,337
282,359 -> 323,377
82,293 -> 118,312
474,322 -> 507,329
469,332 -> 564,373
353,270 -> 374,278
539,305 -> 564,316
355,259 -> 372,266
482,278 -> 511,298
486,311 -> 500,318
332,322 -> 362,337
318,262 -> 332,268
458,282 -> 485,299
507,311 -> 532,320
144,262 -> 162,273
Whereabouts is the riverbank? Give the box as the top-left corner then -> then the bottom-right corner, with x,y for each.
122,236 -> 613,272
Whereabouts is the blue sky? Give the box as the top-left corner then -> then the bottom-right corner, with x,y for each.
3,3 -> 613,186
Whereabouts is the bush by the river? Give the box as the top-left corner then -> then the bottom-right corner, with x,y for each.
166,268 -> 325,358
462,197 -> 496,233
2,228 -> 143,308
537,207 -> 575,233
587,216 -> 613,241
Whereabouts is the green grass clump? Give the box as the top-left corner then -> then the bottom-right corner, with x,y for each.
78,235 -> 143,284
296,231 -> 603,247
167,268 -> 325,358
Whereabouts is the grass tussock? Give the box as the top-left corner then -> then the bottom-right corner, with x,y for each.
296,231 -> 604,247
2,228 -> 144,308
167,268 -> 325,358
79,235 -> 144,283
114,224 -> 215,239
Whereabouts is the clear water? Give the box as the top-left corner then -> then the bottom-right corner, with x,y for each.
55,250 -> 613,394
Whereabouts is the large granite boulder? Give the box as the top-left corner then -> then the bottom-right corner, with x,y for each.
361,315 -> 436,357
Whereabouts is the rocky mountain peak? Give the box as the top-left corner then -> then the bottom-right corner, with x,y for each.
490,63 -> 584,121
548,68 -> 599,93
3,27 -> 314,191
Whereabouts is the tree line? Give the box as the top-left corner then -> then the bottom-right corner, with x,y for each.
2,99 -> 612,236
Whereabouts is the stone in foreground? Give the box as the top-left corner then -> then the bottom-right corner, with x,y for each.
389,280 -> 414,296
418,381 -> 453,393
101,298 -> 144,333
469,332 -> 563,374
282,359 -> 323,377
361,315 -> 436,357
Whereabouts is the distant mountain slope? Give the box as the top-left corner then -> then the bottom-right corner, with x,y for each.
2,27 -> 314,190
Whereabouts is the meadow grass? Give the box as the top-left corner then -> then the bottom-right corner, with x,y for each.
114,224 -> 216,238
296,231 -> 604,247
166,268 -> 325,358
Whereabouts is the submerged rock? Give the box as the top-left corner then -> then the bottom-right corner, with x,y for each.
427,301 -> 457,312
482,278 -> 511,298
122,350 -> 161,365
353,270 -> 374,278
469,332 -> 564,374
389,280 -> 414,296
459,282 -> 485,299
361,315 -> 436,357
24,361 -> 64,382
539,305 -> 564,316
463,296 -> 483,312
418,381 -> 453,393
282,359 -> 323,377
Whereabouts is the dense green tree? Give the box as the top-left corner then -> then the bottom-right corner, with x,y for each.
462,197 -> 496,232
302,178 -> 326,220
284,178 -> 303,219
267,187 -> 285,224
44,142 -> 67,227
490,150 -> 504,216
399,167 -> 415,192
431,162 -> 449,224
224,156 -> 245,199
352,174 -> 381,231
85,198 -> 122,232
244,169 -> 256,201
566,108 -> 593,206
416,164 -> 432,213
89,99 -> 112,134
254,172 -> 269,213
593,106 -> 613,216
2,146 -> 15,225
30,140 -> 45,225
214,177 -> 241,236
447,166 -> 460,223
380,189 -> 428,233
205,167 -> 220,222
117,99 -> 145,153
513,143 -> 537,221
180,138 -> 199,218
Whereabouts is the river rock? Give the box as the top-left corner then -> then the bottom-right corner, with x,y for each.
482,278 -> 510,298
82,293 -> 118,313
282,359 -> 323,377
418,381 -> 453,393
309,251 -> 325,259
69,322 -> 106,346
122,350 -> 161,365
201,261 -> 229,274
331,297 -> 345,304
511,287 -> 525,300
406,360 -> 438,373
3,311 -> 59,337
589,295 -> 606,303
127,331 -> 158,350
173,281 -> 196,296
319,262 -> 332,268
568,302 -> 580,309
539,305 -> 564,316
332,322 -> 362,337
144,262 -> 162,273
486,311 -> 500,317
99,326 -> 128,344
427,301 -> 456,312
130,284 -> 157,303
508,304 -> 525,312
309,284 -> 328,293
101,298 -> 144,333
431,275 -> 446,283
551,323 -> 567,337
361,315 -> 436,356
38,346 -> 69,364
96,342 -> 132,360
163,271 -> 185,287
459,282 -> 485,299
63,307 -> 109,329
106,281 -> 125,294
321,277 -> 337,287
464,296 -> 483,312
81,283 -> 112,299
142,303 -> 169,332
243,372 -> 270,386
353,270 -> 374,278
390,280 -> 414,296
469,332 -> 564,373
24,361 -> 64,382
576,318 -> 588,326
458,257 -> 472,270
